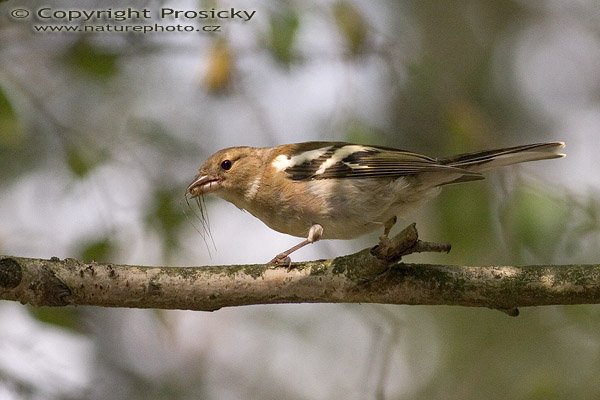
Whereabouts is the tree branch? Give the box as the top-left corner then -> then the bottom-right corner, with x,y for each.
0,222 -> 595,318
2,247 -> 599,316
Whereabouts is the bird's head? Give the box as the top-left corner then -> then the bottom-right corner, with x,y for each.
187,146 -> 266,205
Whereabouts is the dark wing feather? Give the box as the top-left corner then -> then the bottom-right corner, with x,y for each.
283,143 -> 482,181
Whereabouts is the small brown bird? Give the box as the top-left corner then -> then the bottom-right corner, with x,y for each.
187,141 -> 565,263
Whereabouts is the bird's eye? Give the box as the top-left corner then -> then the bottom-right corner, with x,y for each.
220,159 -> 232,170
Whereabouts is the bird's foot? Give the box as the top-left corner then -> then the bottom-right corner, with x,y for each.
370,223 -> 451,262
268,253 -> 293,269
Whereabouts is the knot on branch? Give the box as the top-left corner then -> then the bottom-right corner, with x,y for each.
29,263 -> 72,306
370,223 -> 451,263
0,257 -> 23,289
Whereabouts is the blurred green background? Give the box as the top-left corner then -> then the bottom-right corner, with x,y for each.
1,0 -> 599,399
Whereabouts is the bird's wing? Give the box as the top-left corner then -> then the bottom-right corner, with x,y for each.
281,142 -> 482,181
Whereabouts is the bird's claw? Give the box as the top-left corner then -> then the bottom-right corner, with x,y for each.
269,254 -> 292,268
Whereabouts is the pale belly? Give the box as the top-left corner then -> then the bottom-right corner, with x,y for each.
242,177 -> 440,239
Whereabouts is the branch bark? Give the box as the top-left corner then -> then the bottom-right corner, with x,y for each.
2,249 -> 599,316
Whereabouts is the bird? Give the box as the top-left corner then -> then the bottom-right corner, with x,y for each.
187,141 -> 565,264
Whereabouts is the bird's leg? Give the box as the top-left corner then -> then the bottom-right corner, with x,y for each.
269,223 -> 323,266
371,223 -> 451,262
378,216 -> 397,249
382,216 -> 397,238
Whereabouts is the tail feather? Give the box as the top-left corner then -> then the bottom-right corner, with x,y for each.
440,142 -> 565,172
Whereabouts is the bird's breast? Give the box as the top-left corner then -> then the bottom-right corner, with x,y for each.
236,177 -> 408,239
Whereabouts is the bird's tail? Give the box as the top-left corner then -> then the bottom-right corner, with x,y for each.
439,142 -> 565,173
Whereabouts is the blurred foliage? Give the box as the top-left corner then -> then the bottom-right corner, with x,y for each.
66,144 -> 106,178
333,1 -> 368,55
411,305 -> 600,400
266,8 -> 300,66
27,307 -> 82,332
501,186 -> 570,262
393,1 -> 536,152
65,38 -> 119,79
343,119 -> 390,147
436,182 -> 493,261
144,187 -> 188,257
0,87 -> 43,184
129,118 -> 202,158
79,236 -> 114,263
202,37 -> 233,93
566,195 -> 600,258
0,87 -> 23,146
444,100 -> 492,151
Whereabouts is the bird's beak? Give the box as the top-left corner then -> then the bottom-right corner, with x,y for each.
187,174 -> 221,197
